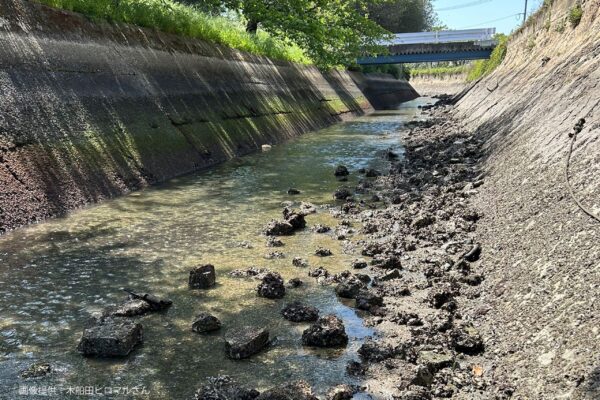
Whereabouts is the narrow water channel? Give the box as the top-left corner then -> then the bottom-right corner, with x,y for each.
0,98 -> 433,399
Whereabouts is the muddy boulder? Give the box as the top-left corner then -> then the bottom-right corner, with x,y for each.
281,301 -> 319,322
192,312 -> 222,333
264,220 -> 295,236
334,188 -> 352,200
327,385 -> 360,400
302,315 -> 348,347
224,327 -> 270,359
351,259 -> 368,269
110,299 -> 152,317
287,278 -> 304,288
334,165 -> 350,177
355,290 -> 384,311
283,208 -> 307,230
358,338 -> 395,362
335,278 -> 366,299
20,362 -> 51,379
189,264 -> 216,289
266,237 -> 285,247
77,319 -> 143,357
256,381 -> 317,400
371,254 -> 402,269
194,375 -> 259,400
450,326 -> 484,355
315,247 -> 332,257
257,272 -> 286,299
292,257 -> 309,268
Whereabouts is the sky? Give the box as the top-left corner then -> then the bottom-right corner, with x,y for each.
433,0 -> 544,34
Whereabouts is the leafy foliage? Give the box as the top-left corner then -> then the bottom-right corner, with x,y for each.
38,0 -> 394,69
214,0 -> 390,68
409,65 -> 469,79
466,34 -> 508,82
569,4 -> 583,28
368,0 -> 437,33
36,0 -> 309,63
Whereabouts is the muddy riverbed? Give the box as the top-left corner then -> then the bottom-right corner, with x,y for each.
0,99 -> 435,399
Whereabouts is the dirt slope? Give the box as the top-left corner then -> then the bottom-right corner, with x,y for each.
453,0 -> 600,397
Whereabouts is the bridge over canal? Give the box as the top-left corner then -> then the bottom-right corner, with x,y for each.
357,28 -> 498,65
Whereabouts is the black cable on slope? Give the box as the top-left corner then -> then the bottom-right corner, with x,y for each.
565,118 -> 600,223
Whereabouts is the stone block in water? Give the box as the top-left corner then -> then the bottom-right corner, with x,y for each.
192,312 -> 222,333
189,264 -> 216,289
77,319 -> 143,357
224,327 -> 269,359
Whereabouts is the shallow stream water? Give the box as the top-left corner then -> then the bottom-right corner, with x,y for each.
0,98 -> 432,399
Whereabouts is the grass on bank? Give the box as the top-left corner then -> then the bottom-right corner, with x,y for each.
466,34 -> 508,82
409,65 -> 469,79
35,0 -> 310,64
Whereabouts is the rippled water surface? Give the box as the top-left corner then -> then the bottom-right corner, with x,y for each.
0,99 -> 432,399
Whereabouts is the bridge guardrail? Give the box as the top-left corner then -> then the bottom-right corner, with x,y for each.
380,28 -> 496,46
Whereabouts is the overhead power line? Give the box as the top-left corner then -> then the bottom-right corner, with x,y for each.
460,13 -> 522,29
435,0 -> 494,12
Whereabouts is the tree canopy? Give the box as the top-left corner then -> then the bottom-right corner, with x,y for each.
181,0 -> 437,68
368,0 -> 437,33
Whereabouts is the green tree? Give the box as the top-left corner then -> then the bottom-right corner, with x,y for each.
180,0 -> 389,68
368,0 -> 437,33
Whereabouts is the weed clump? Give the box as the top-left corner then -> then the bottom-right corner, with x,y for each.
35,0 -> 309,64
569,4 -> 583,28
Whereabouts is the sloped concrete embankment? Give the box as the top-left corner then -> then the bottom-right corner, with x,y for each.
350,72 -> 420,109
454,0 -> 600,397
410,73 -> 468,97
0,0 -> 372,234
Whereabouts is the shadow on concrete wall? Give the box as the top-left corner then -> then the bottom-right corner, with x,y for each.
0,0 -> 371,233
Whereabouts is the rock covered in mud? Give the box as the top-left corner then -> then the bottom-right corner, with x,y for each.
264,251 -> 285,260
229,267 -> 271,279
334,165 -> 350,177
355,290 -> 384,311
371,254 -> 402,269
194,375 -> 259,400
308,266 -> 329,278
257,272 -> 286,299
334,278 -> 365,299
351,259 -> 368,269
20,362 -> 51,379
450,325 -> 484,354
77,319 -> 143,357
192,312 -> 222,333
334,188 -> 352,200
256,381 -> 318,400
419,351 -> 454,373
292,257 -> 309,268
266,237 -> 284,247
315,247 -> 332,257
364,168 -> 381,177
110,299 -> 152,317
264,220 -> 295,236
358,338 -> 395,362
124,289 -> 173,311
281,301 -> 319,322
327,385 -> 360,400
224,327 -> 270,359
302,315 -> 348,347
283,208 -> 307,230
287,278 -> 304,288
189,264 -> 216,289
312,224 -> 331,233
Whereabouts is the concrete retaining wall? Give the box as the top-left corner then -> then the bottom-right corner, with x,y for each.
0,0 -> 372,233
